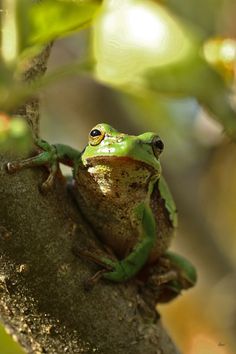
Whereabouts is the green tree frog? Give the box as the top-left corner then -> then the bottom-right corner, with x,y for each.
7,123 -> 196,293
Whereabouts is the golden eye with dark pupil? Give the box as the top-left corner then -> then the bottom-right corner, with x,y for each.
152,136 -> 164,157
89,127 -> 105,146
90,128 -> 102,137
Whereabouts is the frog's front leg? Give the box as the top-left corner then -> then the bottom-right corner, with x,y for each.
7,140 -> 81,191
81,201 -> 156,283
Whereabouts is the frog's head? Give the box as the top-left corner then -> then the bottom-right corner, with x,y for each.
81,123 -> 163,176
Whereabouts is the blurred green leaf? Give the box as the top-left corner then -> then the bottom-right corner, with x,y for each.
92,0 -> 236,140
93,0 -> 196,86
0,0 -> 98,112
145,52 -> 236,139
16,0 -> 100,56
0,324 -> 24,354
164,0 -> 228,36
0,114 -> 33,153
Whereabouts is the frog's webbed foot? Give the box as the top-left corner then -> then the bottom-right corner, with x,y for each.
151,269 -> 179,287
83,269 -> 108,291
78,248 -> 119,288
163,251 -> 197,289
142,251 -> 197,303
78,248 -> 115,271
7,139 -> 59,192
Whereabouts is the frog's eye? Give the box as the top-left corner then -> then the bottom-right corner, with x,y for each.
152,136 -> 164,157
89,127 -> 105,146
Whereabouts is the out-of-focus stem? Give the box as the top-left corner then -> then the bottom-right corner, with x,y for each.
1,0 -> 18,63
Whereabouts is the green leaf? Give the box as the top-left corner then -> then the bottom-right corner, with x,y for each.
145,53 -> 236,140
0,324 -> 25,354
16,0 -> 100,55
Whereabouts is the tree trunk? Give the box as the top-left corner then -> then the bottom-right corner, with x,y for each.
0,45 -> 180,354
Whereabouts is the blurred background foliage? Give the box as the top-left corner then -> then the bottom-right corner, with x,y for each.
1,0 -> 236,353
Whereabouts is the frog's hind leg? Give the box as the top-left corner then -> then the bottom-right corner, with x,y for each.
75,201 -> 156,283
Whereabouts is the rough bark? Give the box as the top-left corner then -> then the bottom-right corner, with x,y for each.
0,45 -> 180,354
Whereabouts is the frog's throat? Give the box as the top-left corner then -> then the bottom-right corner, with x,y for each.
83,155 -> 160,176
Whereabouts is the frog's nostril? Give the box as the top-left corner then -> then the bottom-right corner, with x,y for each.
117,134 -> 125,143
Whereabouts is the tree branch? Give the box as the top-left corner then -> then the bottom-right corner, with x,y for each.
0,44 -> 180,354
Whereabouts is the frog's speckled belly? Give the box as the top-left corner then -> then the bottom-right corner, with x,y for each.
74,157 -> 173,263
